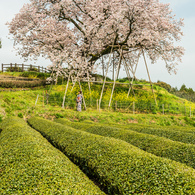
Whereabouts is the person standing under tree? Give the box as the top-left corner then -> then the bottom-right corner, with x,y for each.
76,91 -> 82,111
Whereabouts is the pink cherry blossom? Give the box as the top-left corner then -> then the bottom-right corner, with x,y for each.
7,0 -> 184,79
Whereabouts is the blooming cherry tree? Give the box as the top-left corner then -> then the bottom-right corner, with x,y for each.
7,0 -> 184,76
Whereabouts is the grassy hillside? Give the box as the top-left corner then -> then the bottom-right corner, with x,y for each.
0,71 -> 195,126
1,73 -> 195,193
48,80 -> 195,115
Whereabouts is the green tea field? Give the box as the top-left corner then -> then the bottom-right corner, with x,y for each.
1,74 -> 195,194
1,115 -> 195,194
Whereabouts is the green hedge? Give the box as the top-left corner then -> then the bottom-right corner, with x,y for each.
55,118 -> 195,169
101,122 -> 195,145
123,124 -> 195,145
0,117 -> 104,195
28,117 -> 195,194
123,123 -> 195,134
0,80 -> 45,88
81,120 -> 195,134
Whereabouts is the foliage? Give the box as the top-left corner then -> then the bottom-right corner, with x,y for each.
28,117 -> 195,194
17,112 -> 23,118
107,122 -> 195,145
6,66 -> 23,72
47,82 -> 195,116
0,80 -> 194,127
20,71 -> 50,80
154,81 -> 195,103
27,67 -> 38,72
0,117 -> 104,194
56,118 -> 195,169
0,71 -> 50,80
0,80 -> 46,88
155,80 -> 172,92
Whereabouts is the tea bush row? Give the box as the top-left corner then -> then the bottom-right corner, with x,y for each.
120,123 -> 195,145
28,117 -> 195,195
97,122 -> 195,145
0,80 -> 45,88
0,117 -> 104,195
56,119 -> 195,169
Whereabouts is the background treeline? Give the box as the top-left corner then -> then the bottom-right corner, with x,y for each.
154,81 -> 195,102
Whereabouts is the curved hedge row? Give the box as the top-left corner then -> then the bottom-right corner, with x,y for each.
121,124 -> 195,145
55,118 -> 195,169
110,122 -> 195,134
0,117 -> 104,195
28,117 -> 195,194
92,122 -> 195,145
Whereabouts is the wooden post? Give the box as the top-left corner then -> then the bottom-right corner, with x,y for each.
162,104 -> 164,115
2,63 -> 3,72
46,93 -> 49,104
79,81 -> 86,110
97,99 -> 99,111
112,52 -> 115,81
133,101 -> 135,114
71,80 -> 76,92
30,64 -> 32,71
10,63 -> 12,72
115,101 -> 117,111
38,66 -> 40,72
62,75 -> 70,108
35,94 -> 39,107
99,43 -> 114,109
102,56 -> 104,79
43,91 -> 44,107
108,48 -> 123,108
22,64 -> 24,72
142,49 -> 157,105
87,71 -> 92,107
122,56 -> 135,97
127,50 -> 141,97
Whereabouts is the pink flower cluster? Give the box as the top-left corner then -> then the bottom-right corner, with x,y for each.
7,0 -> 184,80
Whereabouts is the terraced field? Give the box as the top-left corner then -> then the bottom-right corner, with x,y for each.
0,74 -> 45,88
1,117 -> 195,194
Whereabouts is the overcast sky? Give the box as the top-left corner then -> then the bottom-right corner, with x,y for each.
0,0 -> 195,90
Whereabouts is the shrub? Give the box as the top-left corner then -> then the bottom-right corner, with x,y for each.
184,116 -> 195,127
17,112 -> 23,118
55,113 -> 64,118
27,67 -> 38,72
56,119 -> 195,169
6,66 -> 23,72
28,117 -> 195,194
20,71 -> 50,80
0,80 -> 46,88
105,122 -> 195,145
0,117 -> 104,194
